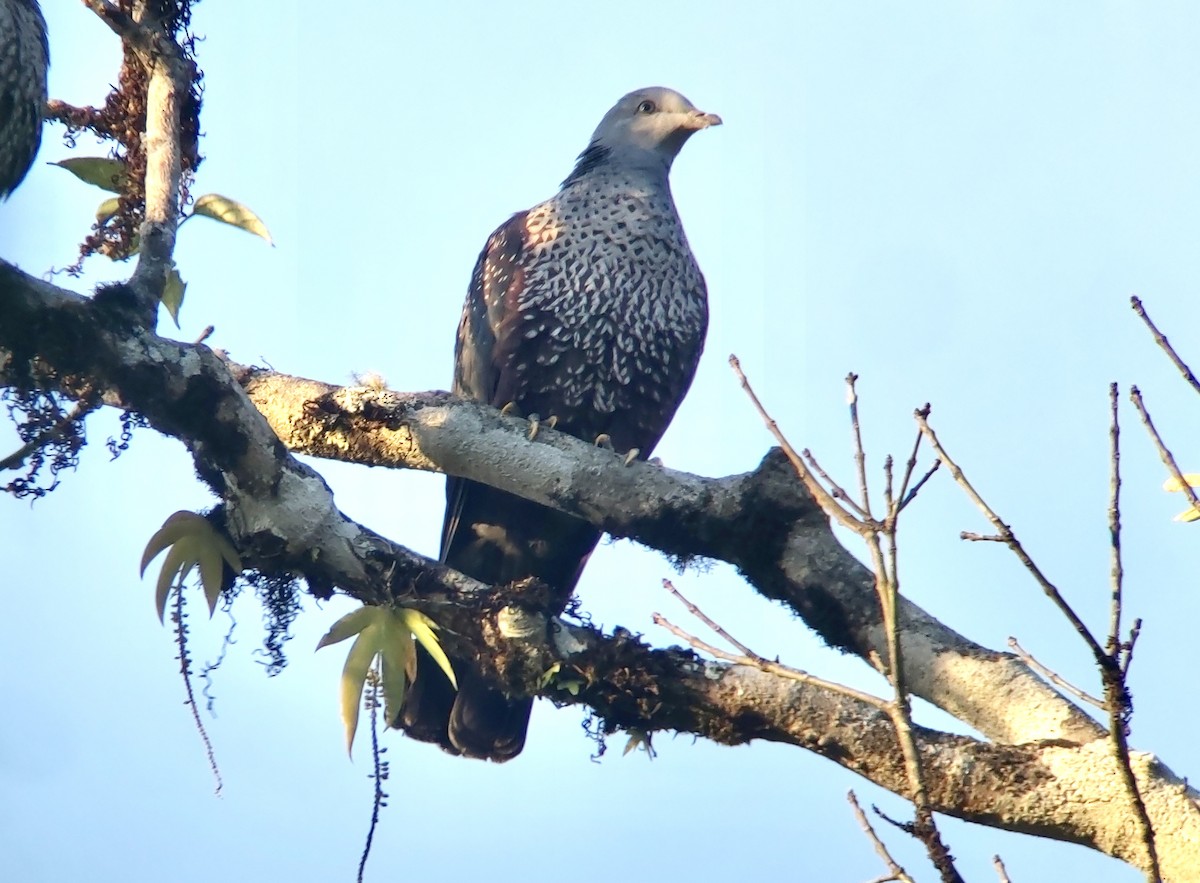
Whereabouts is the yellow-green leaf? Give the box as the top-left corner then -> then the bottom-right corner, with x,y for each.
377,619 -> 412,729
192,193 -> 274,245
155,539 -> 199,623
162,267 -> 186,328
316,606 -> 380,650
1163,473 -> 1200,492
316,605 -> 456,751
340,626 -> 382,757
401,608 -> 457,689
96,196 -> 121,225
53,157 -> 127,192
141,511 -> 204,574
623,729 -> 655,759
141,511 -> 242,621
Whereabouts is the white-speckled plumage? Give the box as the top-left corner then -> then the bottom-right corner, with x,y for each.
0,0 -> 47,199
403,87 -> 719,762
454,86 -> 716,453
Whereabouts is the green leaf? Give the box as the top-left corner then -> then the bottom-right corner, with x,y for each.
96,196 -> 121,225
377,617 -> 413,729
316,605 -> 455,749
401,608 -> 457,689
340,626 -> 381,757
162,267 -> 186,327
140,511 -> 243,622
53,157 -> 127,192
316,606 -> 380,650
192,193 -> 274,245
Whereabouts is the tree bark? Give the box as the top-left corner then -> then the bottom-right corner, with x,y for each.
2,259 -> 1198,879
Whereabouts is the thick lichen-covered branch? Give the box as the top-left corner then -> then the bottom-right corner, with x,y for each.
2,261 -> 1200,878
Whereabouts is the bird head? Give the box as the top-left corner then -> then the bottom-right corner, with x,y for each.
587,87 -> 721,173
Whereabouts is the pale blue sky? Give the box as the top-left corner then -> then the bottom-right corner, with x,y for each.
4,3 -> 1200,881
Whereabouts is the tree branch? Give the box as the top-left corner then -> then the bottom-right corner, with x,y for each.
3,261 -> 1199,877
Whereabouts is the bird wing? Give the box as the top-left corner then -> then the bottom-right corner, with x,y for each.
441,210 -> 531,564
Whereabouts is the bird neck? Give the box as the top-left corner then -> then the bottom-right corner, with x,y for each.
561,141 -> 673,190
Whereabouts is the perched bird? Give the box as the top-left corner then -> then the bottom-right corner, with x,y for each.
401,86 -> 720,761
0,0 -> 47,199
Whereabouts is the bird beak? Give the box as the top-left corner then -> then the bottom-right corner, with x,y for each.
682,110 -> 722,130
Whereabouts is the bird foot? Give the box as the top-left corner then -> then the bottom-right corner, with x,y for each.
500,402 -> 521,418
526,413 -> 558,441
593,434 -> 639,466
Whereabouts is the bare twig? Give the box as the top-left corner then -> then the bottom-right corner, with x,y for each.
660,579 -> 758,660
1007,637 -> 1103,709
1105,386 -> 1162,883
655,582 -> 891,712
847,373 -> 872,513
1129,385 -> 1200,520
915,407 -> 1108,663
1122,619 -> 1142,675
1107,383 -> 1124,657
960,532 -> 1007,543
730,355 -> 867,532
803,447 -> 869,518
1131,296 -> 1200,396
992,854 -> 1012,883
848,791 -> 915,883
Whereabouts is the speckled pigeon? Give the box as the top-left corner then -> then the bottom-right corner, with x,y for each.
0,0 -> 47,199
401,86 -> 720,761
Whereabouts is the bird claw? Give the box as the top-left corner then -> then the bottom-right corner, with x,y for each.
527,413 -> 541,441
593,434 -> 639,465
500,402 -> 521,418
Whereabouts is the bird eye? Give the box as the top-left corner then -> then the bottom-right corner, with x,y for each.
637,99 -> 656,114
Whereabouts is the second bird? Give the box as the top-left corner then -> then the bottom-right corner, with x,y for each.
401,86 -> 720,761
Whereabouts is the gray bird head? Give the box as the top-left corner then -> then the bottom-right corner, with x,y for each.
573,87 -> 720,180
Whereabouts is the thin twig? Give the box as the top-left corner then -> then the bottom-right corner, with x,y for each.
803,447 -> 869,518
848,791 -> 915,883
661,579 -> 758,660
653,587 -> 892,713
1104,387 -> 1163,883
1007,637 -> 1104,709
992,855 -> 1012,883
894,428 -> 924,513
1107,383 -> 1124,657
915,408 -> 1108,664
1131,296 -> 1200,396
1122,619 -> 1143,675
899,460 -> 940,511
960,532 -> 1007,543
730,355 -> 867,532
1129,385 -> 1200,519
847,373 -> 872,514
884,454 -> 895,515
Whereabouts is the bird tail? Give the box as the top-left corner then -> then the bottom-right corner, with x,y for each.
401,644 -> 531,762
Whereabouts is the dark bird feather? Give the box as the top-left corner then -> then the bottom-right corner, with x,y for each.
401,86 -> 719,761
0,0 -> 47,199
